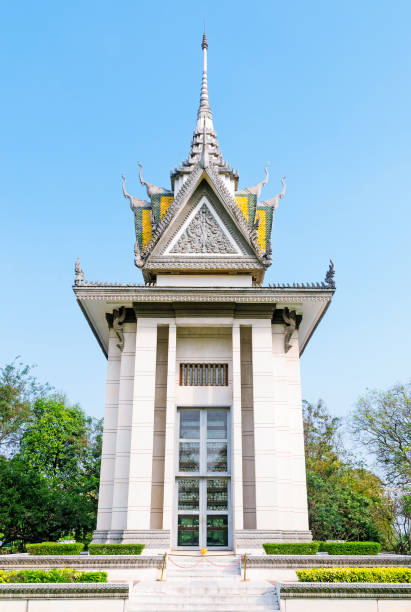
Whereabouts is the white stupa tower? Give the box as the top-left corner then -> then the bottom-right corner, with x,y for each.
73,34 -> 335,551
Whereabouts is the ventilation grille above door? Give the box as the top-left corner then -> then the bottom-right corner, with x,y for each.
179,364 -> 228,386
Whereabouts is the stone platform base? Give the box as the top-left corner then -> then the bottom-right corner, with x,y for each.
92,529 -> 170,548
235,530 -> 312,550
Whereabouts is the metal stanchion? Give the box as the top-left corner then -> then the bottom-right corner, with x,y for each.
241,552 -> 249,582
158,551 -> 167,581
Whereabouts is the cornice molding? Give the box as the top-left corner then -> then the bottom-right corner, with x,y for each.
74,286 -> 333,303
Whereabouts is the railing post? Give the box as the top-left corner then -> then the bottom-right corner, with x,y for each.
158,552 -> 167,581
241,552 -> 249,582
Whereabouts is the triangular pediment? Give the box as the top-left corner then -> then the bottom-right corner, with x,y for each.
166,198 -> 242,256
140,168 -> 269,282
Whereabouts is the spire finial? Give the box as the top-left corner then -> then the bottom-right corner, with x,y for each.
201,32 -> 208,50
197,31 -> 212,126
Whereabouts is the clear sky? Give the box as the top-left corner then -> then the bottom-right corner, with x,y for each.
1,1 -> 410,420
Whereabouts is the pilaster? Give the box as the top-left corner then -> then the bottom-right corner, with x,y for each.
110,322 -> 136,533
162,321 -> 177,533
231,321 -> 243,533
251,319 -> 277,530
95,329 -> 121,534
125,318 -> 159,530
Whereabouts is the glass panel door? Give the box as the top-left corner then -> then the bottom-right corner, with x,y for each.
176,408 -> 230,549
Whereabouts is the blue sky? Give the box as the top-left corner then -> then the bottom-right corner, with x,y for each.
1,1 -> 410,420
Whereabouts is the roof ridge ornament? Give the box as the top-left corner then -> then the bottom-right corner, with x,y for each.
325,259 -> 336,288
121,174 -> 149,211
74,258 -> 84,286
259,175 -> 286,210
137,162 -> 169,198
238,163 -> 270,198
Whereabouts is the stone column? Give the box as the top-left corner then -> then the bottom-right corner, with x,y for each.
251,319 -> 277,530
110,322 -> 136,536
273,324 -> 309,532
231,321 -> 244,534
124,317 -> 159,534
94,328 -> 121,540
162,321 -> 177,535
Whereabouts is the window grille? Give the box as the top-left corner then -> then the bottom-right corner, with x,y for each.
179,363 -> 228,386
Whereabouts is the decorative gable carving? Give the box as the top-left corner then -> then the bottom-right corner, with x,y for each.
169,200 -> 239,255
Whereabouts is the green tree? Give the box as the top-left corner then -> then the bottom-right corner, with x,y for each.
20,396 -> 90,483
0,359 -> 50,455
17,396 -> 102,539
352,383 -> 411,486
303,400 -> 393,544
352,383 -> 411,552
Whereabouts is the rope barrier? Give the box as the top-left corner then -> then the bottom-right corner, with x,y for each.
167,556 -> 205,569
203,556 -> 243,568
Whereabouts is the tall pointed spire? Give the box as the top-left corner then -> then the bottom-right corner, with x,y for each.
197,33 -> 213,129
170,33 -> 239,193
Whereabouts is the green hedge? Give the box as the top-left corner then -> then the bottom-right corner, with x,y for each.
297,567 -> 411,583
263,542 -> 320,555
26,543 -> 84,555
0,569 -> 107,583
88,544 -> 145,555
319,541 -> 381,555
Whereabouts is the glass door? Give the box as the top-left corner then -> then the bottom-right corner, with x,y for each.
176,408 -> 231,549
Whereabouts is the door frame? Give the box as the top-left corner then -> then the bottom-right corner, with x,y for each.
172,406 -> 232,550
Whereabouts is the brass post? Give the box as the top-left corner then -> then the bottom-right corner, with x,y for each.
158,552 -> 167,581
241,552 -> 249,582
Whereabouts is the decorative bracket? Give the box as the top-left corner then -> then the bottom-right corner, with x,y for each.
112,306 -> 127,351
282,307 -> 297,353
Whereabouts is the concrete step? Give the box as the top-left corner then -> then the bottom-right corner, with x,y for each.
126,579 -> 280,611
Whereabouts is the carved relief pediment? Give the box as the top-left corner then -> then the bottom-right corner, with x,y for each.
166,198 -> 241,256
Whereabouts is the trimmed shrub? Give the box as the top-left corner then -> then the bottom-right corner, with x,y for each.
297,567 -> 411,583
26,543 -> 84,555
88,544 -> 145,555
0,569 -> 107,583
319,541 -> 381,555
263,542 -> 320,555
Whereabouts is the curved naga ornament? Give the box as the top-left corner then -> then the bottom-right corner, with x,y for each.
282,307 -> 297,353
138,162 -> 168,198
259,176 -> 286,211
121,174 -> 149,211
121,174 -> 149,268
237,162 -> 270,198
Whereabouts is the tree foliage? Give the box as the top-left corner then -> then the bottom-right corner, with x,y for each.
353,383 -> 411,486
0,362 -> 102,546
303,400 -> 393,544
0,359 -> 50,454
352,382 -> 411,553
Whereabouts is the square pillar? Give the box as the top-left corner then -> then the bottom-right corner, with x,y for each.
95,329 -> 121,536
162,321 -> 177,533
125,318 -> 158,531
251,319 -> 277,530
110,322 -> 136,533
231,321 -> 243,533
